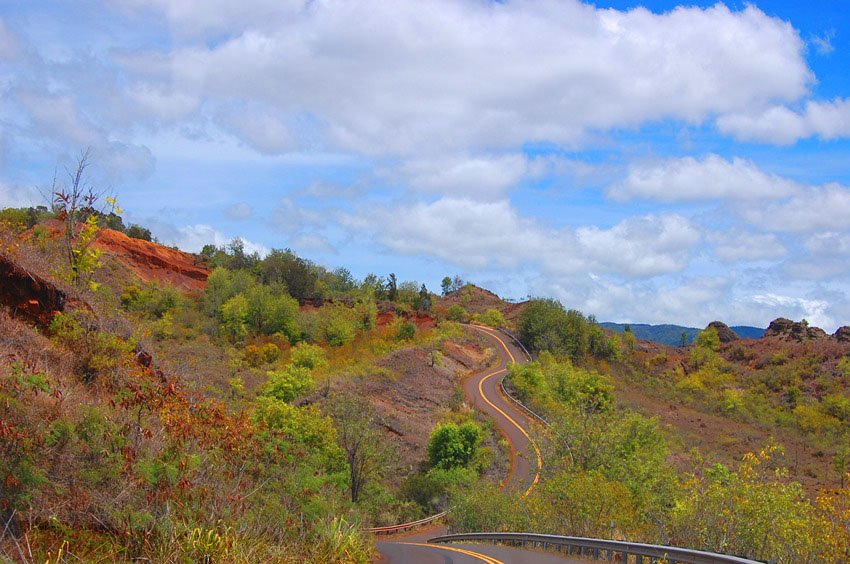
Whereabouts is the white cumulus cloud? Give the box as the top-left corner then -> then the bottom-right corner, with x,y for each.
745,182 -> 850,232
708,230 -> 786,263
717,98 -> 850,144
611,154 -> 800,203
124,1 -> 811,155
352,197 -> 700,278
393,154 -> 531,199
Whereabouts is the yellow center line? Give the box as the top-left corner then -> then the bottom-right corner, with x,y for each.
470,325 -> 542,498
396,542 -> 505,564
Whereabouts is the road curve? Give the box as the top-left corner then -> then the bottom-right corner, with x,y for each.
376,325 -> 547,563
376,540 -> 584,564
464,324 -> 541,496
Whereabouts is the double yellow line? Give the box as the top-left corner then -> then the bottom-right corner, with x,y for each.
396,542 -> 505,563
472,325 -> 542,498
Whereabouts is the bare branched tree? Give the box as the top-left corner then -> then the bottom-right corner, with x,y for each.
326,394 -> 383,503
38,149 -> 116,286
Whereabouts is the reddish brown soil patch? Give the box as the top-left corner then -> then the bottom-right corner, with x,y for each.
94,229 -> 210,291
376,311 -> 437,331
0,252 -> 66,327
437,284 -> 528,324
377,312 -> 395,327
335,339 -> 489,478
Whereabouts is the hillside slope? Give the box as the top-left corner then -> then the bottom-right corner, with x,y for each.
601,321 -> 765,345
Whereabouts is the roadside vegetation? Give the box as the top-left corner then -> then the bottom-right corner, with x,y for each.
446,299 -> 850,563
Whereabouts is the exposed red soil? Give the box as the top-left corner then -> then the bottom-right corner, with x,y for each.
0,251 -> 66,327
336,338 -> 489,478
93,228 -> 210,291
437,284 -> 528,324
376,311 -> 437,331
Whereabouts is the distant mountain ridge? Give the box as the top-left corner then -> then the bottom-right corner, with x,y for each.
600,322 -> 765,346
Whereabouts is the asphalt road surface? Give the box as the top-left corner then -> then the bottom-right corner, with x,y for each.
375,325 -> 567,563
376,540 -> 585,563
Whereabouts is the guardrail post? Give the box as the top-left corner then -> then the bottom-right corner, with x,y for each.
594,547 -> 600,558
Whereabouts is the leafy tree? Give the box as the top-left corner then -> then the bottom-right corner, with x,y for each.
325,267 -> 356,296
244,284 -> 299,338
427,421 -> 482,470
441,276 -> 453,296
671,445 -> 829,563
353,299 -> 378,331
225,238 -> 259,270
126,224 -> 152,241
361,273 -> 387,299
529,469 -> 638,537
323,306 -> 356,346
387,273 -> 398,301
518,298 -> 593,361
202,267 -> 257,318
396,280 -> 420,307
260,248 -> 319,301
695,326 -> 721,352
220,294 -> 250,341
46,149 -> 104,285
418,284 -> 432,312
121,283 -> 180,319
0,208 -> 33,232
71,215 -> 104,289
507,362 -> 545,403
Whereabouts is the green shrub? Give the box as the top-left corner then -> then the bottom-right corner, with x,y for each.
396,322 -> 416,341
427,421 -> 482,470
263,366 -> 315,403
289,342 -> 327,370
446,304 -> 468,322
477,308 -> 506,328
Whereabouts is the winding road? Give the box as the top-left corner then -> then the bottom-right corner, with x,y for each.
375,325 -> 579,563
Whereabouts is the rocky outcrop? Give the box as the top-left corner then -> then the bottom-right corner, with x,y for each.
707,321 -> 738,343
765,318 -> 829,342
834,326 -> 850,343
0,252 -> 66,327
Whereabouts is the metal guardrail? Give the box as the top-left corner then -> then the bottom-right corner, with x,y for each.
499,378 -> 550,428
429,533 -> 763,564
365,511 -> 448,535
494,327 -> 533,362
485,326 -> 551,429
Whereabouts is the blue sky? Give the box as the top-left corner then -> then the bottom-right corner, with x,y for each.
2,1 -> 850,331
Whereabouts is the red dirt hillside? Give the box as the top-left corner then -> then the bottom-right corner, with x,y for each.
439,284 -> 528,322
94,228 -> 210,291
